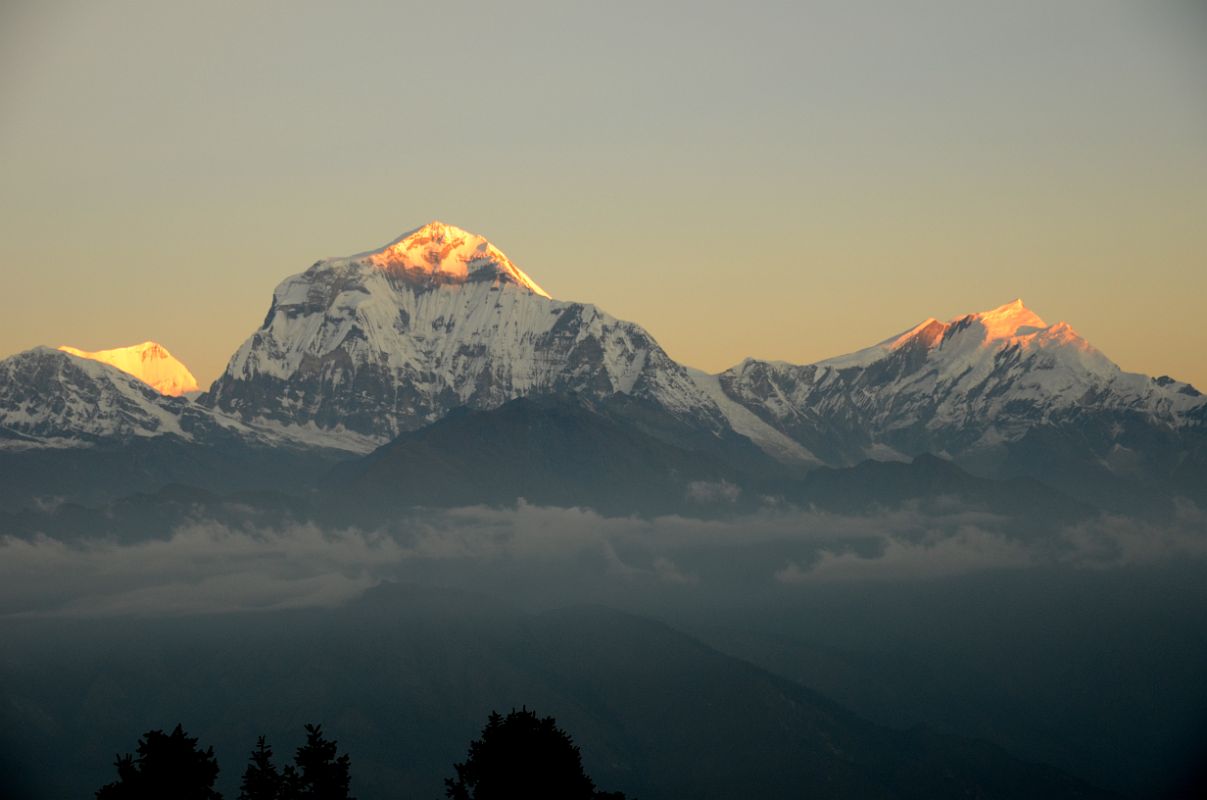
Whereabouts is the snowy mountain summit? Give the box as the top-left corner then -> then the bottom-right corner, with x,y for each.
878,299 -> 1089,356
200,222 -> 727,447
818,299 -> 1123,384
958,297 -> 1046,342
58,341 -> 200,396
347,221 -> 550,297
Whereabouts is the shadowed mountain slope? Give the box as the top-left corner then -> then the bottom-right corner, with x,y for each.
0,584 -> 1112,800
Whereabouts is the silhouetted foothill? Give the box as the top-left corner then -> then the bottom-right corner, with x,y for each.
445,707 -> 626,800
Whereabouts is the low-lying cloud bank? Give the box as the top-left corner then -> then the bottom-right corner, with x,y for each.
2,501 -> 1205,617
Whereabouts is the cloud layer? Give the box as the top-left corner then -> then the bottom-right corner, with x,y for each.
3,501 -> 1205,617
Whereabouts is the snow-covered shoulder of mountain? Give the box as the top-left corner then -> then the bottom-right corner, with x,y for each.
58,341 -> 200,396
0,347 -> 191,448
202,222 -> 729,445
226,417 -> 387,454
687,369 -> 819,465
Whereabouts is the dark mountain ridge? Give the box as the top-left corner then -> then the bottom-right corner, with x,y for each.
0,584 -> 1114,800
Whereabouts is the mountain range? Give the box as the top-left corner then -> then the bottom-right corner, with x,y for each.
1,220 -> 1203,513
3,222 -> 1204,800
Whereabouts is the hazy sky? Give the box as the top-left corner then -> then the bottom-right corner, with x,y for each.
2,1 -> 1205,388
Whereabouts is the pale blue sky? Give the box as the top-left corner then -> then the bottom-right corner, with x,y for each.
2,1 -> 1205,386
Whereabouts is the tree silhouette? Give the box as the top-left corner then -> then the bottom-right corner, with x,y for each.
237,724 -> 353,800
293,724 -> 353,800
238,736 -> 283,800
445,707 -> 625,800
95,724 -> 222,800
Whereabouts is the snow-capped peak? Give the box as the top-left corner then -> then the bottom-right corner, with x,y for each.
201,220 -> 729,447
963,298 -> 1047,342
335,220 -> 550,298
57,341 -> 200,396
876,299 -> 1076,357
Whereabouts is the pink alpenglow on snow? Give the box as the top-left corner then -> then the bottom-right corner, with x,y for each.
967,298 -> 1048,343
359,221 -> 550,298
58,341 -> 200,396
881,299 -> 1094,356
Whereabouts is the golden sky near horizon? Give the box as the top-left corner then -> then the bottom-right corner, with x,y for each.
1,1 -> 1205,389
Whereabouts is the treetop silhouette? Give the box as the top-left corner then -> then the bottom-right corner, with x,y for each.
445,707 -> 626,800
95,723 -> 221,800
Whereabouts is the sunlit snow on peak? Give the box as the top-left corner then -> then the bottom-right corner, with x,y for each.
967,299 -> 1047,342
886,318 -> 945,350
342,221 -> 550,298
57,341 -> 200,396
826,298 -> 1096,370
882,299 -> 1083,354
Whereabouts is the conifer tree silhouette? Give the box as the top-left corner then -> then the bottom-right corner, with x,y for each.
238,736 -> 283,800
95,724 -> 222,800
293,724 -> 354,800
237,724 -> 353,800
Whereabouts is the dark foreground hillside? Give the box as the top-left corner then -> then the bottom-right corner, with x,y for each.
0,584 -> 1108,800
